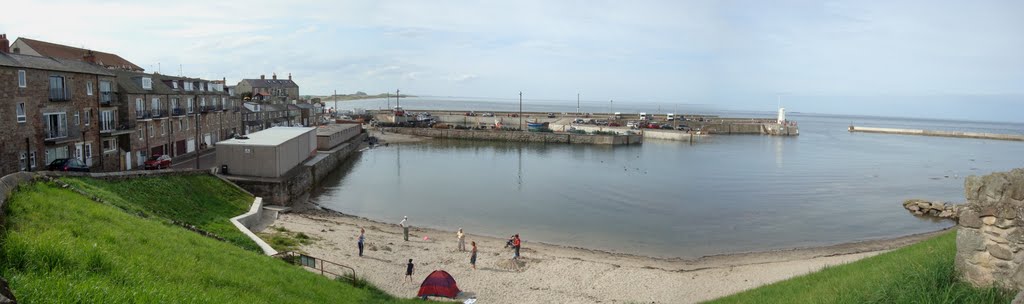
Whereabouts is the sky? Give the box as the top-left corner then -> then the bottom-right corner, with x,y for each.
3,0 -> 1023,121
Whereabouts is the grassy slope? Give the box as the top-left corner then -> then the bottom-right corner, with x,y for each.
0,181 -> 422,303
707,230 -> 1015,304
60,175 -> 260,252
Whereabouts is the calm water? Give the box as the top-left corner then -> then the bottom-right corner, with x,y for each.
313,100 -> 1024,258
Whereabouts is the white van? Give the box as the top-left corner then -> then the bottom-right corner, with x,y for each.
667,113 -> 675,121
639,112 -> 648,120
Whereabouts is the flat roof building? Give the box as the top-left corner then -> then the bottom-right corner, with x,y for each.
316,124 -> 361,151
216,127 -> 316,178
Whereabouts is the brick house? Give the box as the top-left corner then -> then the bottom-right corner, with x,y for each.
236,73 -> 300,104
0,41 -> 117,175
10,36 -> 144,71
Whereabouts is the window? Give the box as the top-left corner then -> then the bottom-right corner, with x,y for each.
84,109 -> 91,126
16,102 -> 26,123
171,98 -> 179,113
49,76 -> 67,101
99,81 -> 112,103
172,81 -> 178,89
100,110 -> 115,132
87,81 -> 94,95
18,70 -> 26,88
151,98 -> 161,117
161,123 -> 166,135
75,111 -> 80,126
44,112 -> 68,139
178,120 -> 183,131
184,117 -> 189,130
19,153 -> 26,171
187,98 -> 194,113
30,152 -> 36,169
142,77 -> 152,90
138,126 -> 144,140
148,125 -> 154,138
136,98 -> 144,118
184,82 -> 193,91
103,138 -> 117,152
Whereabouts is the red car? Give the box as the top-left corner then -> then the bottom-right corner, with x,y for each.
646,123 -> 661,129
144,154 -> 172,169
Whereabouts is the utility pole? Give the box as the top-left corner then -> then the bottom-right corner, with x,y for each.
577,93 -> 580,117
519,91 -> 523,130
194,96 -> 200,169
396,89 -> 401,108
609,100 -> 613,116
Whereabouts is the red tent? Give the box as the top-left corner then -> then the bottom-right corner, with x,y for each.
417,270 -> 461,299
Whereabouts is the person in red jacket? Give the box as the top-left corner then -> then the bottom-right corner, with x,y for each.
512,234 -> 521,259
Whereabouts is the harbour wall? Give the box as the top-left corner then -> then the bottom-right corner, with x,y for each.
225,133 -> 366,206
385,127 -> 642,145
849,126 -> 1024,142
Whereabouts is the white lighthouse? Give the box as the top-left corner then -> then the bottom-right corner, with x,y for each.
777,107 -> 786,124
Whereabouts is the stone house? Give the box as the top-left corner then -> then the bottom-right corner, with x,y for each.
0,44 -> 117,175
9,36 -> 144,72
236,73 -> 300,104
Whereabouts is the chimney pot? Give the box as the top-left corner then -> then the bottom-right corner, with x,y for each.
260,74 -> 265,80
288,73 -> 292,80
272,73 -> 277,80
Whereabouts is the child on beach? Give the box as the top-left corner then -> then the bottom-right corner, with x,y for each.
457,228 -> 466,252
512,234 -> 521,259
405,259 -> 415,283
358,228 -> 365,257
470,241 -> 477,270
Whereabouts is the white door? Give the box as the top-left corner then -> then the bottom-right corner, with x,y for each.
187,139 -> 196,153
125,152 -> 132,170
84,144 -> 93,166
137,151 -> 145,167
75,143 -> 83,161
204,134 -> 212,147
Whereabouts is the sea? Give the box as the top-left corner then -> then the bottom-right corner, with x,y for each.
310,97 -> 1024,258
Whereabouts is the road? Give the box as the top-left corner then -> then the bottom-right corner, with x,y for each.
172,149 -> 218,170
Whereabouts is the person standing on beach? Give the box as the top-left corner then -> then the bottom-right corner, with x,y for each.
470,241 -> 478,270
457,228 -> 466,251
512,234 -> 521,259
400,216 -> 409,241
405,259 -> 415,283
357,228 -> 366,257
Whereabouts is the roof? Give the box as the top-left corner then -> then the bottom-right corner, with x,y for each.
15,37 -> 144,71
293,103 -> 315,109
240,78 -> 299,89
0,52 -> 116,76
218,127 -> 315,147
113,69 -> 227,95
316,124 -> 359,136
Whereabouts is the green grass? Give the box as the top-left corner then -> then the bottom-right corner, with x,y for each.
259,227 -> 316,253
59,175 -> 260,252
0,181 -> 424,303
707,230 -> 1016,304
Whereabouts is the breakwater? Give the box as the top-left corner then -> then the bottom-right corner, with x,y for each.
849,126 -> 1024,142
385,127 -> 642,145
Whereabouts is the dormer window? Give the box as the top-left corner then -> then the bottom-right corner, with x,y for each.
184,82 -> 193,91
141,77 -> 152,90
172,81 -> 178,89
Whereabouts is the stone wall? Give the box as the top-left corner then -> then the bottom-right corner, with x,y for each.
956,168 -> 1024,289
386,127 -> 641,145
903,199 -> 960,220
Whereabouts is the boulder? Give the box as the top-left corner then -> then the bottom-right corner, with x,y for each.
960,208 -> 983,229
938,210 -> 953,218
908,205 -> 921,212
989,243 -> 1014,261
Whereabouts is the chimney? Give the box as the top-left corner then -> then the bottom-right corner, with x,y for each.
83,50 -> 98,64
288,73 -> 292,81
0,34 -> 9,54
260,74 -> 265,80
272,73 -> 277,80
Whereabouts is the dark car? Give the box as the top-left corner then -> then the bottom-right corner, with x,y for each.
46,158 -> 90,172
660,124 -> 673,129
144,154 -> 173,170
676,125 -> 690,131
547,113 -> 556,118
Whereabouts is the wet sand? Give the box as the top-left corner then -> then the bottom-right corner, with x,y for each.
268,208 -> 948,303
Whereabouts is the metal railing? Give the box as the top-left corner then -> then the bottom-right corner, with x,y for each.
49,88 -> 69,101
136,110 -> 151,119
151,109 -> 167,118
45,126 -> 69,139
172,108 -> 186,116
101,121 -> 134,133
100,91 -> 114,104
273,251 -> 355,279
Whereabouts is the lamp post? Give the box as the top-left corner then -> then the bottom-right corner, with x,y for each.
519,91 -> 523,131
609,100 -> 613,116
576,93 -> 580,117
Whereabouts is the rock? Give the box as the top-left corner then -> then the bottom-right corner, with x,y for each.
999,204 -> 1019,219
989,244 -> 1014,261
938,210 -> 954,218
982,173 -> 1010,203
997,219 -> 1018,229
0,277 -> 14,304
966,175 -> 983,202
983,216 -> 997,225
960,208 -> 983,228
908,205 -> 921,212
958,228 -> 987,252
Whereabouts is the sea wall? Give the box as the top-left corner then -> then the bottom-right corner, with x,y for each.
229,197 -> 278,256
226,134 -> 365,206
850,126 -> 1024,142
955,168 -> 1024,289
385,127 -> 642,145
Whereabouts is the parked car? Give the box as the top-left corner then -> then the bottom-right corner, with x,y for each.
646,123 -> 661,129
481,112 -> 495,117
46,158 -> 90,172
626,121 -> 639,129
595,120 -> 609,125
609,122 -> 622,127
547,113 -> 556,118
660,124 -> 673,129
676,125 -> 690,131
573,118 -> 586,124
144,154 -> 173,170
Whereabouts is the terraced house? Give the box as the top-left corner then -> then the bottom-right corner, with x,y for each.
0,34 -> 119,175
115,70 -> 240,168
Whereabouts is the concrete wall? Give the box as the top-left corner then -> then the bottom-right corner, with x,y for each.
229,197 -> 278,255
386,127 -> 640,145
851,126 -> 1024,142
955,168 -> 1024,289
316,124 -> 361,150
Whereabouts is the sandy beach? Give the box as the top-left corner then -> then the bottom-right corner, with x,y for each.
269,208 -> 948,304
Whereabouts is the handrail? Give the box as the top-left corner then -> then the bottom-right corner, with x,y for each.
273,251 -> 356,279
